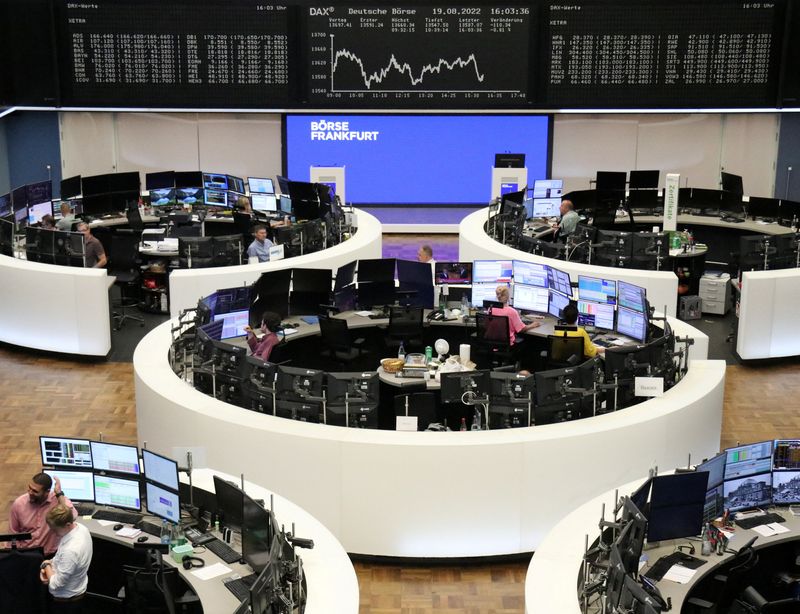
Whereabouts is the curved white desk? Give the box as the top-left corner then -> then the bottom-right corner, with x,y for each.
168,209 -> 382,318
0,253 -> 112,356
136,317 -> 723,558
83,467 -> 358,613
737,268 -> 800,360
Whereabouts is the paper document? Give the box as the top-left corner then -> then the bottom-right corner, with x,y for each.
662,565 -> 698,584
116,527 -> 141,538
191,562 -> 232,581
752,522 -> 790,537
282,328 -> 298,336
355,311 -> 375,317
96,520 -> 117,527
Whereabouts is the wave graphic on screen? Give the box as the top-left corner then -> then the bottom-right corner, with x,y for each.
331,35 -> 485,90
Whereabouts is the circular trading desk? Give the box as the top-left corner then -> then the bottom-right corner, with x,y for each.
82,467 -> 358,613
136,314 -> 724,558
167,209 -> 382,318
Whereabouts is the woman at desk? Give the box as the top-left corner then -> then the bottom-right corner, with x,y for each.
243,311 -> 282,362
490,285 -> 542,345
559,303 -> 605,357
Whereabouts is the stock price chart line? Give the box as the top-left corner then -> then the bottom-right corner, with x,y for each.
306,5 -> 532,106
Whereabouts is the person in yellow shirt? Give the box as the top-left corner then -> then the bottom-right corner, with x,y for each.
558,303 -> 605,358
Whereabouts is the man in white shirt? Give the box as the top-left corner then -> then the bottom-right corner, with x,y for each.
417,244 -> 436,282
55,202 -> 76,231
40,504 -> 93,613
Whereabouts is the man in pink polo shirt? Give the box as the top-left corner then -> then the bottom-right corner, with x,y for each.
9,472 -> 77,556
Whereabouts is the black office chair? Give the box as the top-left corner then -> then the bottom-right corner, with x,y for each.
393,392 -> 437,431
544,334 -> 585,369
471,312 -> 513,368
0,547 -> 47,614
385,305 -> 425,352
126,204 -> 145,233
121,564 -> 199,614
685,541 -> 760,614
729,586 -> 800,614
233,212 -> 253,259
108,229 -> 145,330
318,315 -> 367,367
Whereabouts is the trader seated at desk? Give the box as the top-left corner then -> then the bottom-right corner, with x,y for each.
76,222 -> 107,268
247,225 -> 274,263
558,303 -> 605,357
56,202 -> 76,231
244,311 -> 281,361
490,285 -> 542,345
553,199 -> 579,241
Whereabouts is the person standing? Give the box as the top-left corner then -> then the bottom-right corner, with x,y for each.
9,473 -> 76,557
39,505 -> 93,613
76,222 -> 107,268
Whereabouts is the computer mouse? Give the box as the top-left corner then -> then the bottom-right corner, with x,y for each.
136,536 -> 149,543
113,524 -> 124,531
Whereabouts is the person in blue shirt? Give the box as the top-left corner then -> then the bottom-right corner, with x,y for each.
247,225 -> 273,263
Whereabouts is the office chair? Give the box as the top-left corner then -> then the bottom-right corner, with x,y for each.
108,229 -> 145,330
728,586 -> 799,614
232,212 -> 253,259
121,564 -> 199,614
0,547 -> 47,614
318,315 -> 367,367
685,542 -> 760,613
393,392 -> 437,430
471,312 -> 513,368
385,305 -> 425,352
544,334 -> 585,369
126,204 -> 145,233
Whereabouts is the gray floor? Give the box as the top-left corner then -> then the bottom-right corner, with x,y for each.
682,309 -> 739,365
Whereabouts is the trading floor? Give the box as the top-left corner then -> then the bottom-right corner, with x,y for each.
0,233 -> 798,613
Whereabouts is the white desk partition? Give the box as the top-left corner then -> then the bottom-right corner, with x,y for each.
310,166 -> 346,206
136,318 -> 723,558
459,208 -> 680,317
168,209 -> 382,318
737,268 -> 800,359
0,254 -> 112,356
491,167 -> 527,201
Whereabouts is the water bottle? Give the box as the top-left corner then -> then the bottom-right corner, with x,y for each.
425,346 -> 433,363
398,342 -> 406,361
471,408 -> 482,431
459,417 -> 467,431
701,523 -> 712,556
160,520 -> 170,544
460,293 -> 469,317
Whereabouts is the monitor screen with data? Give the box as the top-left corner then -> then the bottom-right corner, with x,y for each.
44,469 -> 95,502
724,441 -> 773,480
471,283 -> 504,309
473,260 -> 513,284
531,198 -> 561,218
251,193 -> 277,212
145,481 -> 181,523
213,310 -> 250,340
248,177 -> 275,194
513,261 -> 548,288
617,280 -> 646,313
142,449 -> 180,492
547,266 -> 572,297
28,201 -> 52,225
40,436 -> 93,469
578,300 -> 615,330
513,284 -> 549,314
549,290 -> 571,319
697,453 -> 726,490
616,306 -> 647,343
94,474 -> 141,511
90,441 -> 140,476
773,439 -> 800,471
578,276 -> 617,305
532,179 -> 563,199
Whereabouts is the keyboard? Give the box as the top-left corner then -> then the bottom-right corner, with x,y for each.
643,553 -> 681,582
223,573 -> 258,601
532,225 -> 551,233
74,503 -> 95,516
736,512 -> 786,530
92,509 -> 143,525
205,537 -> 242,563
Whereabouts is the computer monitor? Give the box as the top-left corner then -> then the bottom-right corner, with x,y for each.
723,473 -> 772,512
628,170 -> 660,190
279,195 -> 292,214
512,284 -> 549,314
494,153 -> 525,168
747,196 -> 782,220
178,236 -> 214,268
471,282 -> 504,308
548,291 -> 571,319
251,193 -> 277,213
276,365 -> 324,402
724,440 -> 773,480
213,309 -> 250,339
11,185 -> 28,211
145,171 -> 175,190
252,269 -> 292,319
93,474 -> 141,511
26,180 -> 52,206
547,266 -> 572,297
326,372 -> 379,405
40,436 -> 93,468
616,306 -> 647,343
605,546 -> 628,612
772,471 -> 800,505
242,493 -> 275,573
646,472 -> 708,542
201,173 -> 227,191
227,176 -> 245,194
577,276 -> 616,305
204,189 -> 229,208
357,281 -> 396,309
90,441 -> 140,476
720,171 -> 744,194
43,469 -> 95,502
81,194 -> 116,217
213,475 -> 244,530
61,175 -> 82,199
145,481 -> 181,524
440,370 -> 490,404
616,497 -> 648,572
473,260 -> 513,284
534,359 -> 598,424
212,286 -> 253,317
697,453 -> 726,490
248,177 -> 275,194
577,300 -> 615,330
773,439 -> 800,470
334,261 -> 357,291
530,198 -> 561,218
248,560 -> 278,614
358,258 -> 395,283
0,193 -> 11,217
630,478 -> 652,516
532,179 -> 563,199
149,188 -> 176,208
617,280 -> 646,313
142,449 -> 180,492
27,201 -> 52,225
176,187 -> 203,207
435,262 -> 472,285
596,171 -> 627,192
513,261 -> 548,288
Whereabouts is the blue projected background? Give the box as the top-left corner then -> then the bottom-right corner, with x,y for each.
285,115 -> 550,205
